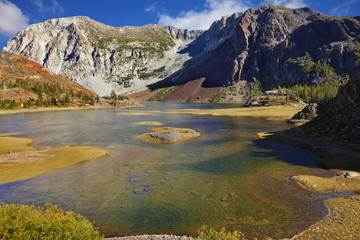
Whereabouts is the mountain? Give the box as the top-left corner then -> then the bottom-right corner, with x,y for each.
4,5 -> 360,100
3,16 -> 202,96
301,69 -> 360,147
158,4 -> 359,90
0,51 -> 96,107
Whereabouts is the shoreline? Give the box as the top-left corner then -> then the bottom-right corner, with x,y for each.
259,129 -> 360,239
259,128 -> 360,169
0,103 -> 142,115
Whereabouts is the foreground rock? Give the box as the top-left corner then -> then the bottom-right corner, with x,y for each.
138,127 -> 200,144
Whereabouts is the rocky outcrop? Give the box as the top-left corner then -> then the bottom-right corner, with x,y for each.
292,103 -> 318,120
4,17 -> 203,96
301,70 -> 360,147
154,5 -> 360,92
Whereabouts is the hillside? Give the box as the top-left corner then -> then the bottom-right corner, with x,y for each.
3,5 -> 360,101
3,16 -> 202,96
300,69 -> 360,148
0,51 -> 97,108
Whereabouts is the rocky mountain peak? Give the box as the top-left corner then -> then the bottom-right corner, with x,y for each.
4,16 -> 203,96
4,5 -> 360,100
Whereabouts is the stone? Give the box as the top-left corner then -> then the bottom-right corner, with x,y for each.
292,103 -> 318,120
137,127 -> 200,144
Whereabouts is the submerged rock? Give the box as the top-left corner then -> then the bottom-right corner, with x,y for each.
137,127 -> 200,144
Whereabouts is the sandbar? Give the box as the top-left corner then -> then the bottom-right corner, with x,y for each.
0,134 -> 109,185
167,106 -> 303,120
136,121 -> 163,126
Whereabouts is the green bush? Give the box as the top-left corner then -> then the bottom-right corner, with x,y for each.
0,203 -> 103,240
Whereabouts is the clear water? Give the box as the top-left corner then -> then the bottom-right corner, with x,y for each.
0,103 -> 333,239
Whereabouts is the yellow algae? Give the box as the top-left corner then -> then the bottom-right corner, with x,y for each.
0,136 -> 35,154
256,132 -> 274,139
27,120 -> 55,123
117,112 -> 149,116
293,173 -> 360,193
0,133 -> 109,185
0,132 -> 24,137
136,121 -> 163,126
0,146 -> 109,185
167,106 -> 303,119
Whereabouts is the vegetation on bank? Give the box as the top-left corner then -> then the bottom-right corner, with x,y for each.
0,80 -> 97,109
146,86 -> 176,101
209,58 -> 348,105
0,203 -> 103,239
0,51 -> 98,110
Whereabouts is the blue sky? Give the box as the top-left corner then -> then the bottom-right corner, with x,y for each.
0,0 -> 359,48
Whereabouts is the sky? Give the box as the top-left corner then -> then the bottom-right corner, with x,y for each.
0,0 -> 359,48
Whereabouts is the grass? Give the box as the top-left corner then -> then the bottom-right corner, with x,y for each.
147,86 -> 176,102
0,203 -> 103,239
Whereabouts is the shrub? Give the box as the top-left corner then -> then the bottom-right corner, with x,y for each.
0,203 -> 103,239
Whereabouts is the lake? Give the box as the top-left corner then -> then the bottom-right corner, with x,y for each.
0,103 -> 334,239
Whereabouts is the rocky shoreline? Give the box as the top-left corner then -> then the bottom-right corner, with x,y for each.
260,128 -> 360,239
259,128 -> 360,169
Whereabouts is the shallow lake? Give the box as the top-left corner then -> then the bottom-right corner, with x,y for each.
0,103 -> 334,238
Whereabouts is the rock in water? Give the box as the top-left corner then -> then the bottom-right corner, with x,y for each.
137,127 -> 200,144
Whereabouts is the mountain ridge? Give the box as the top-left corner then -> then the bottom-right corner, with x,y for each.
4,16 -> 203,96
4,5 -> 360,100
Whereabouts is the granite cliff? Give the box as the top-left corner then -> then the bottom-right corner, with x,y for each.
157,4 -> 359,91
4,16 -> 202,96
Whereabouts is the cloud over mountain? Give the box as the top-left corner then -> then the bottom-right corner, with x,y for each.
0,0 -> 29,36
158,0 -> 250,30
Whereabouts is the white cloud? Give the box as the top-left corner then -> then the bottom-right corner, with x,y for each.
0,0 -> 29,36
331,0 -> 359,16
266,0 -> 307,8
158,0 -> 250,30
145,4 -> 156,13
31,0 -> 64,14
